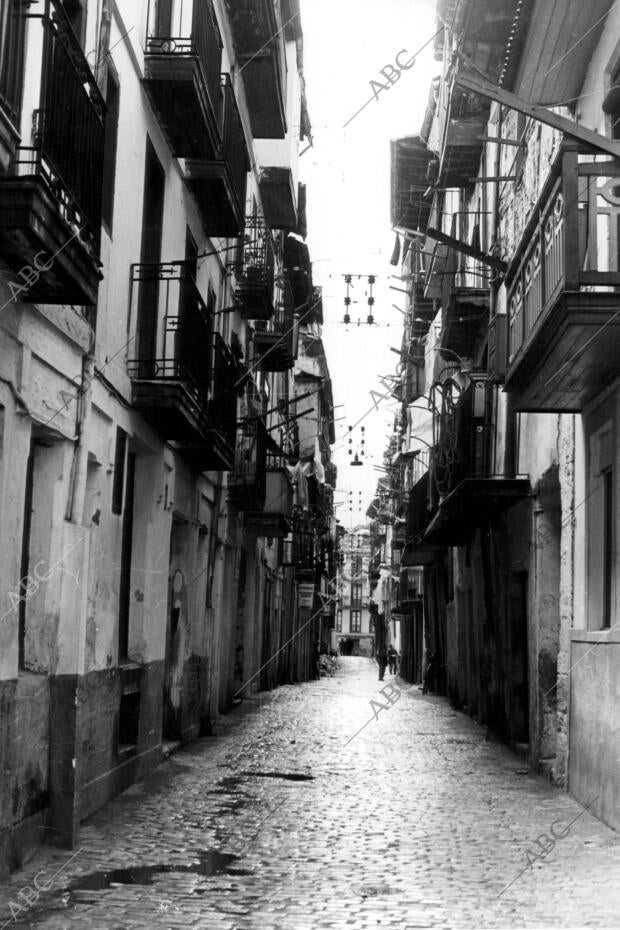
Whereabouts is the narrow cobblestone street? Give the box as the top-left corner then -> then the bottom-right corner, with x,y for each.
2,658 -> 620,930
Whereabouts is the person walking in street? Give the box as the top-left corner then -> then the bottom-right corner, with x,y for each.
376,650 -> 388,681
387,645 -> 398,676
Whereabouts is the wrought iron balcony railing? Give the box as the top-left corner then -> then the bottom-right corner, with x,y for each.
422,379 -> 529,546
0,0 -> 105,304
234,216 -> 275,320
253,292 -> 299,371
144,0 -> 223,158
228,418 -> 268,511
431,379 -> 489,501
182,74 -> 249,237
220,73 -> 249,219
127,263 -> 237,467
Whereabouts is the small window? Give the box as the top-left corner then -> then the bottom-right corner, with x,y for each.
351,610 -> 362,633
112,427 -> 127,514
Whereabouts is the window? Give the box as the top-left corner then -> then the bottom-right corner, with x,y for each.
0,0 -> 26,123
351,583 -> 362,606
153,0 -> 173,36
101,66 -> 120,231
137,138 -> 165,360
336,610 -> 342,632
351,610 -> 361,633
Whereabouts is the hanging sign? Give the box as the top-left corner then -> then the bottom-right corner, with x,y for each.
298,583 -> 315,608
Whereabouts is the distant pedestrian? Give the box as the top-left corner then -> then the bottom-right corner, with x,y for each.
313,637 -> 321,680
387,645 -> 398,675
338,638 -> 344,656
376,651 -> 387,681
422,653 -> 439,694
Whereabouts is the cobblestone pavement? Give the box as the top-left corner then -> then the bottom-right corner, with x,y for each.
2,657 -> 620,930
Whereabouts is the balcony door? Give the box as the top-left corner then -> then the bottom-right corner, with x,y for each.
136,138 -> 165,366
152,0 -> 173,36
0,0 -> 26,124
178,229 -> 211,398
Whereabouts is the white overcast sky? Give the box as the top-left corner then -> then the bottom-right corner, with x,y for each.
300,0 -> 439,525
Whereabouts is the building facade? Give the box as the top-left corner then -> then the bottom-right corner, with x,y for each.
0,0 -> 337,876
335,525 -> 374,655
384,0 -> 620,832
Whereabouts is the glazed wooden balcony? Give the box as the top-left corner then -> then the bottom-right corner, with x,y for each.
182,75 -> 249,238
143,0 -> 222,159
0,1 -> 105,304
127,263 -> 237,471
234,217 -> 275,320
505,147 -> 620,412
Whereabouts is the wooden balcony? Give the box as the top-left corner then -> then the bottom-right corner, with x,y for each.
234,217 -> 275,320
143,0 -> 222,159
505,148 -> 620,412
182,75 -> 249,238
390,136 -> 435,232
127,264 -> 237,471
435,0 -> 518,187
243,467 -> 294,537
0,2 -> 105,304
